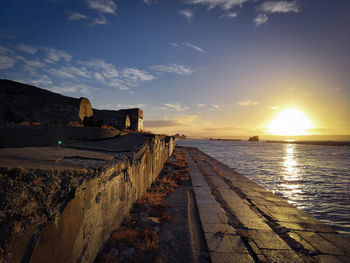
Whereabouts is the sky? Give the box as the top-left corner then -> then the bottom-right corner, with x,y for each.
0,0 -> 349,139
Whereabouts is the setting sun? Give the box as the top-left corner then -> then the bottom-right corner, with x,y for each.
268,108 -> 314,136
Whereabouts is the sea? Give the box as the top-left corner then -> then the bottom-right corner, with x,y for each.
176,139 -> 350,236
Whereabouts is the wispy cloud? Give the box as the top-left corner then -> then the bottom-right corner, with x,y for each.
186,0 -> 251,10
91,15 -> 108,25
210,104 -> 225,111
144,115 -> 199,127
68,12 -> 89,21
122,68 -> 154,82
43,47 -> 72,63
16,44 -> 38,54
86,0 -> 117,14
0,55 -> 16,70
260,1 -> 300,14
0,29 -> 18,39
68,0 -> 117,26
163,103 -> 190,112
220,12 -> 238,19
151,64 -> 194,76
143,0 -> 157,4
82,59 -> 119,78
0,45 -> 11,54
172,42 -> 206,54
255,1 -> 300,26
254,13 -> 268,26
237,100 -> 259,106
179,9 -> 194,21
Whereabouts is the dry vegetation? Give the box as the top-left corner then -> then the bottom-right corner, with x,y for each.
191,151 -> 224,178
95,148 -> 190,263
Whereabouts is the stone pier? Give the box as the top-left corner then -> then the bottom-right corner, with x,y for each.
184,147 -> 350,263
0,133 -> 174,263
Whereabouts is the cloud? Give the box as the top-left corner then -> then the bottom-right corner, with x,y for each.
255,1 -> 300,26
82,59 -> 119,78
186,0 -> 251,10
0,55 -> 16,70
254,13 -> 268,26
23,59 -> 45,68
86,0 -> 117,14
0,43 -> 154,93
260,1 -> 300,14
49,68 -> 76,79
171,42 -> 206,54
144,115 -> 199,128
0,45 -> 11,54
209,104 -> 225,111
220,12 -> 238,19
80,59 -> 154,89
197,104 -> 207,108
43,47 -> 72,63
122,68 -> 154,82
116,103 -> 146,109
16,44 -> 38,54
143,0 -> 157,4
237,100 -> 259,106
68,12 -> 89,21
179,9 -> 194,20
27,75 -> 53,86
48,83 -> 91,95
150,64 -> 194,76
91,15 -> 108,25
163,103 -> 190,112
144,120 -> 178,127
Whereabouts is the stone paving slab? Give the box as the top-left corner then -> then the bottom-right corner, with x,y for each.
183,146 -> 350,263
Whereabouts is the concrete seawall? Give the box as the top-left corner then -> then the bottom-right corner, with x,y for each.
184,146 -> 350,263
0,133 -> 174,263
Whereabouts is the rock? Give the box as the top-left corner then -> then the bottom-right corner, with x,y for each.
248,136 -> 259,142
120,248 -> 135,258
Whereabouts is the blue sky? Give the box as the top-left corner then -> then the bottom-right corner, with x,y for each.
1,0 -> 350,138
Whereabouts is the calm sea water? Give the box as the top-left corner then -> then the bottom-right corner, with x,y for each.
176,139 -> 350,236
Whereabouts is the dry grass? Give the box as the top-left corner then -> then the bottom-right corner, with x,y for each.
137,230 -> 159,252
109,228 -> 139,248
96,148 -> 190,263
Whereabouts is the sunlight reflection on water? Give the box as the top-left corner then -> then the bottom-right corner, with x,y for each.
176,139 -> 350,236
282,144 -> 302,206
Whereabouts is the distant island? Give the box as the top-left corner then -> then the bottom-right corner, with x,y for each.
209,138 -> 242,141
248,136 -> 259,142
174,133 -> 187,139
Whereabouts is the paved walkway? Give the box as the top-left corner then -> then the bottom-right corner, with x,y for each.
184,147 -> 350,263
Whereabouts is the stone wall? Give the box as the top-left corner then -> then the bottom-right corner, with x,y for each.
0,79 -> 93,125
0,134 -> 174,263
0,79 -> 143,131
94,108 -> 143,131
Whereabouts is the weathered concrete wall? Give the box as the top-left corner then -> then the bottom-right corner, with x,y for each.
94,108 -> 143,131
0,126 -> 120,148
0,79 -> 93,125
0,133 -> 174,263
0,79 -> 143,131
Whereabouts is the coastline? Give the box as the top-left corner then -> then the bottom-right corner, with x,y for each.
265,140 -> 350,147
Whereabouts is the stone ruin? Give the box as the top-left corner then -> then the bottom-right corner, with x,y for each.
0,79 -> 143,131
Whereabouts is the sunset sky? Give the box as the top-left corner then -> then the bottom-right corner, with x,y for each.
1,0 -> 349,139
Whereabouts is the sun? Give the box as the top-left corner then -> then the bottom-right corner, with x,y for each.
268,108 -> 314,136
